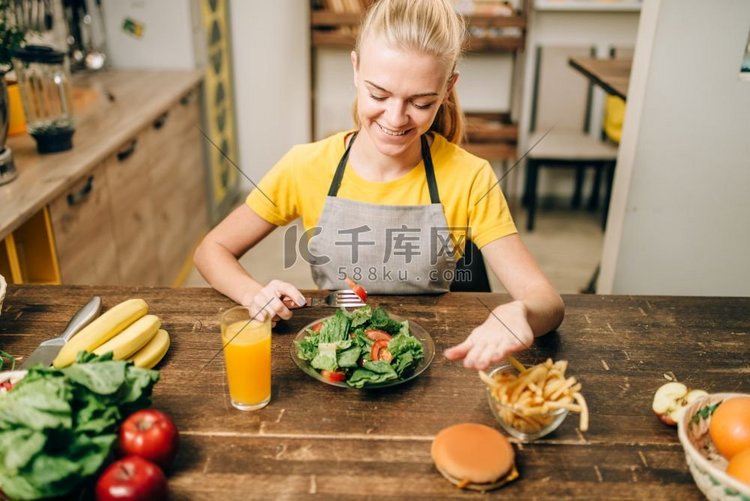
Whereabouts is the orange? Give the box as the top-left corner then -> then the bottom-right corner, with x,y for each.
726,447 -> 750,486
709,397 -> 750,459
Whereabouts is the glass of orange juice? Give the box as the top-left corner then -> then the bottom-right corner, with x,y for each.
220,306 -> 272,411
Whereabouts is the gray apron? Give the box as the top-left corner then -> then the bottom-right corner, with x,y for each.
309,133 -> 456,294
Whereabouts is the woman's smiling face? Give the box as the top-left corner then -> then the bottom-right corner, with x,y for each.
352,36 -> 455,160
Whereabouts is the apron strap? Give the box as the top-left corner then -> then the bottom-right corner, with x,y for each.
421,134 -> 441,205
327,132 -> 357,197
327,132 -> 441,205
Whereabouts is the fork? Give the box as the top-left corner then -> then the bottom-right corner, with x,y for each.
283,290 -> 366,309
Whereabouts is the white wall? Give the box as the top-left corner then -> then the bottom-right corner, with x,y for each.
598,0 -> 750,295
101,0 -> 200,69
229,0 -> 310,187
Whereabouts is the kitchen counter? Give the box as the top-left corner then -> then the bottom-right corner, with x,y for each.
0,69 -> 203,240
2,286 -> 749,498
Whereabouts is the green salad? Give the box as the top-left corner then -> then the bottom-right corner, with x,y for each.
294,305 -> 424,388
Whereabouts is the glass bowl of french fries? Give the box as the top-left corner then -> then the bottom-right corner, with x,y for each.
481,357 -> 589,442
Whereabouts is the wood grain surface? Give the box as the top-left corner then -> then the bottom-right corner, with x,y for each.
568,57 -> 632,101
1,286 -> 749,499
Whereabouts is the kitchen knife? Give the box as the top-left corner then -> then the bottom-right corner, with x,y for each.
20,296 -> 102,369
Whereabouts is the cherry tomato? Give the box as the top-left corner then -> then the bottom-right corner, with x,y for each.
119,409 -> 179,469
0,381 -> 13,392
365,329 -> 392,342
311,322 -> 323,333
321,370 -> 346,382
95,456 -> 168,501
371,339 -> 393,362
344,277 -> 368,302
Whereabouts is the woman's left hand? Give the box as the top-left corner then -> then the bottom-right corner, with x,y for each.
443,301 -> 534,370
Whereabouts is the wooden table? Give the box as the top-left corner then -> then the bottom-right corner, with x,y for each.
2,286 -> 749,499
569,57 -> 632,100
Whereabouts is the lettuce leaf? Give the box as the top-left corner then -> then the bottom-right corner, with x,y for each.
0,352 -> 159,500
347,361 -> 399,388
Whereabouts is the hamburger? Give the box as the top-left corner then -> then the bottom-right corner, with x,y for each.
431,423 -> 518,491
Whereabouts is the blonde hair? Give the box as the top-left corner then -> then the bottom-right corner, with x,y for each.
352,0 -> 466,144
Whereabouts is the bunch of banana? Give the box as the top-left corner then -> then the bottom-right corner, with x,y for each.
53,298 -> 171,369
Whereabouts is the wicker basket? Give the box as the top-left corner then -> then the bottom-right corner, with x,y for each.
677,392 -> 750,501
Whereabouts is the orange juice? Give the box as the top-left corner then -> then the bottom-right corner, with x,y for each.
221,316 -> 271,410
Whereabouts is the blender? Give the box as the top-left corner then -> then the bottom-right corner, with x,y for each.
11,45 -> 75,154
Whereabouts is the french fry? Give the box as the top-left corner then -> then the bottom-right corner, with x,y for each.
508,355 -> 526,372
480,357 -> 589,435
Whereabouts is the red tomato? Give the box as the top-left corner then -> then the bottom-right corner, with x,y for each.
371,339 -> 393,362
344,277 -> 368,302
365,329 -> 392,342
95,456 -> 168,501
321,369 -> 346,382
311,322 -> 323,333
119,409 -> 179,469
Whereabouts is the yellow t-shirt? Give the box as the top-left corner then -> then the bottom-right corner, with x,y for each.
246,131 -> 517,251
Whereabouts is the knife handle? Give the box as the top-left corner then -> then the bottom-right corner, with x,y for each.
61,296 -> 103,342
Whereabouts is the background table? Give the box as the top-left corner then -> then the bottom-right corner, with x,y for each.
569,57 -> 633,100
2,286 -> 748,499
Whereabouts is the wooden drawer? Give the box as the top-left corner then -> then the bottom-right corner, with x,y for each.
152,180 -> 190,285
49,163 -> 120,285
146,90 -> 201,189
104,134 -> 159,286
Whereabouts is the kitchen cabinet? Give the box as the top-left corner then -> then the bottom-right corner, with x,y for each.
0,210 -> 60,285
0,70 -> 206,287
48,164 -> 120,285
104,133 -> 160,286
145,89 -> 207,285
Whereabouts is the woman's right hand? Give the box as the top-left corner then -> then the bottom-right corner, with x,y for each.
242,279 -> 306,324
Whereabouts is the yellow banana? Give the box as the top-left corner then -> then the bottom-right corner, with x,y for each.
129,329 -> 170,369
93,314 -> 160,360
53,298 -> 148,368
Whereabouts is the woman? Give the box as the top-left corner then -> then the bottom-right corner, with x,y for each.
194,0 -> 564,370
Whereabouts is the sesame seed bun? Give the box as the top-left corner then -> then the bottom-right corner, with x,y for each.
431,423 -> 516,491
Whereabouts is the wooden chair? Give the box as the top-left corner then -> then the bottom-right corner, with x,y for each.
523,131 -> 617,231
523,46 -> 619,231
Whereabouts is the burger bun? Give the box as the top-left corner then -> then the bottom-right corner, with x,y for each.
431,423 -> 517,491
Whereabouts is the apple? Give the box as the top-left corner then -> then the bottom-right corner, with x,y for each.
95,456 -> 168,501
652,382 -> 708,426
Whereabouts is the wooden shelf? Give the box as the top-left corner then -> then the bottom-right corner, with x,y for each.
311,11 -> 363,27
463,142 -> 517,160
312,31 -> 357,48
464,112 -> 518,161
310,10 -> 527,53
466,36 -> 525,52
463,13 -> 527,28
